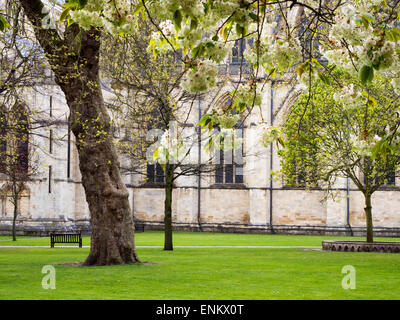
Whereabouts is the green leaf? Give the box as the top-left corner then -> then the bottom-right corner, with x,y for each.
153,148 -> 159,161
277,137 -> 285,148
248,12 -> 259,22
236,24 -> 244,37
203,2 -> 209,15
393,28 -> 400,41
361,13 -> 374,22
371,138 -> 385,160
386,28 -> 400,42
385,29 -> 394,42
358,13 -> 374,29
207,118 -> 214,132
173,10 -> 182,31
0,14 -> 9,32
65,0 -> 79,8
359,65 -> 374,85
353,17 -> 363,27
236,102 -> 246,113
198,114 -> 210,127
133,2 -> 144,15
59,7 -> 71,23
192,43 -> 204,59
190,18 -> 198,31
78,0 -> 88,9
361,16 -> 369,28
205,41 -> 215,48
311,58 -> 323,69
231,98 -> 239,111
223,26 -> 230,41
294,61 -> 309,79
318,72 -> 330,85
360,93 -> 377,107
205,137 -> 214,154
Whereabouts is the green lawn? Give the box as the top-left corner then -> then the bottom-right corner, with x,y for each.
0,231 -> 399,300
1,231 -> 400,247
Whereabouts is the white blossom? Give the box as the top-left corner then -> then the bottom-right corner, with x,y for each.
258,124 -> 282,148
181,59 -> 218,93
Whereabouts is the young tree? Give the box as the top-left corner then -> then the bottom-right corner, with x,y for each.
0,102 -> 40,241
280,74 -> 400,243
0,1 -> 55,240
102,30 -> 221,251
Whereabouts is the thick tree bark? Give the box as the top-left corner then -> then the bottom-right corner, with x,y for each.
62,31 -> 140,265
364,193 -> 374,243
164,163 -> 174,251
19,0 -> 140,265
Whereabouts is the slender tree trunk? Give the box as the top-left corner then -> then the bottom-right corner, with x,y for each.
12,195 -> 18,241
164,163 -> 174,251
364,193 -> 374,243
19,0 -> 140,265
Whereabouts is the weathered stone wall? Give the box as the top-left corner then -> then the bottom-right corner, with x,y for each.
1,81 -> 400,237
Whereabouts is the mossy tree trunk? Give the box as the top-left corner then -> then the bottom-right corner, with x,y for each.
19,0 -> 140,265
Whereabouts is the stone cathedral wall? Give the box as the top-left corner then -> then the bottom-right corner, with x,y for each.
1,83 -> 400,237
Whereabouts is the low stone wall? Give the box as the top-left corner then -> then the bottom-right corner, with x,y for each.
136,221 -> 400,237
322,240 -> 400,253
2,218 -> 400,238
0,218 -> 90,236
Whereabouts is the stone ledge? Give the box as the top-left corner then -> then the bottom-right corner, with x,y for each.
322,240 -> 400,253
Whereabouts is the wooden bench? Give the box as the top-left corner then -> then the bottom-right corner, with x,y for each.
50,232 -> 82,248
134,220 -> 145,232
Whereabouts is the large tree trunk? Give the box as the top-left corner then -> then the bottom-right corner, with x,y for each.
19,0 -> 140,265
164,163 -> 174,251
62,30 -> 139,265
364,193 -> 374,243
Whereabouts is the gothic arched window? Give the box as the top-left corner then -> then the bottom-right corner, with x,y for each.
214,95 -> 244,184
13,103 -> 29,175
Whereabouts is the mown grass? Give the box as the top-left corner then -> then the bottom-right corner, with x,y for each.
1,230 -> 399,247
0,231 -> 399,300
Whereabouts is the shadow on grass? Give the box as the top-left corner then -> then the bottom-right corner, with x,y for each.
55,261 -> 160,267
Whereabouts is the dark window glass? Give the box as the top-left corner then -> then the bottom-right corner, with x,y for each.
147,164 -> 155,182
147,163 -> 165,183
231,39 -> 246,63
215,150 -> 224,183
235,165 -> 244,183
214,130 -> 244,184
17,112 -> 29,174
156,163 -> 165,183
225,164 -> 234,183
